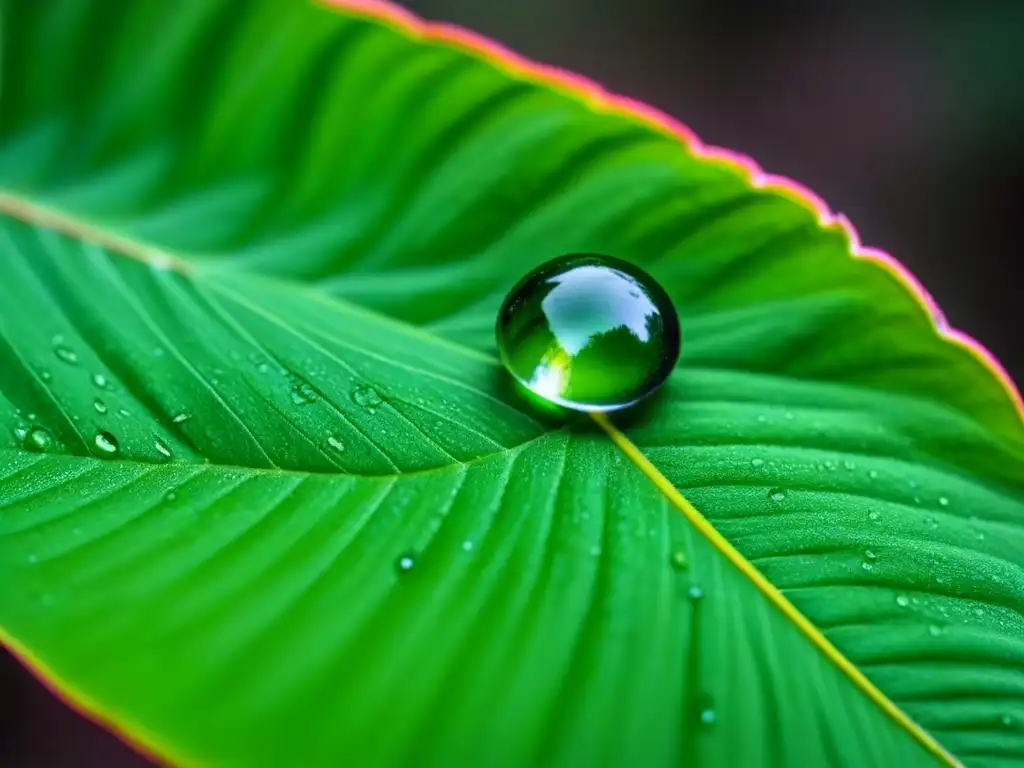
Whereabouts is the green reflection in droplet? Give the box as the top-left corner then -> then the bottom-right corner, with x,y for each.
495,254 -> 681,412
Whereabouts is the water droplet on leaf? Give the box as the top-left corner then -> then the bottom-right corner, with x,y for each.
326,436 -> 346,453
52,336 -> 78,365
171,412 -> 190,424
896,594 -> 910,607
290,380 -> 318,406
461,540 -> 474,552
938,496 -> 950,507
1001,714 -> 1015,728
396,553 -> 416,573
93,398 -> 108,414
768,488 -> 786,502
495,254 -> 680,411
94,431 -> 119,457
750,458 -> 764,468
687,585 -> 705,601
868,469 -> 879,480
928,624 -> 944,637
352,386 -> 383,410
92,373 -> 107,388
670,549 -> 688,570
869,511 -> 881,521
155,438 -> 172,460
24,427 -> 53,452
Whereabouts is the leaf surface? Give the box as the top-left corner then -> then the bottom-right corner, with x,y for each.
1,1 -> 1023,767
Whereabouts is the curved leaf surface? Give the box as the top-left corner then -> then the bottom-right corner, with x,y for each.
1,1 -> 1022,767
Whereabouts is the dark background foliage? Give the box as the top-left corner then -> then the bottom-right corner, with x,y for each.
2,0 -> 1020,764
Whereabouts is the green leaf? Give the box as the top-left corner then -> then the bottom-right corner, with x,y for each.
1,1 -> 1022,767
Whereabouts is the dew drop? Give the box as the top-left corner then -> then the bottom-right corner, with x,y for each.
325,435 -> 346,453
171,412 -> 190,424
750,458 -> 764,469
864,549 -> 877,561
895,594 -> 910,607
687,585 -> 705,602
869,511 -> 881,521
118,408 -> 131,417
39,370 -> 52,382
164,490 -> 178,502
928,624 -> 944,637
861,561 -> 874,571
353,387 -> 383,410
93,398 -> 108,414
94,431 -> 119,457
92,373 -> 107,389
495,254 -> 681,411
670,549 -> 689,570
290,380 -> 318,406
938,496 -> 950,507
24,427 -> 53,453
768,488 -> 786,502
13,426 -> 28,441
868,469 -> 879,480
396,553 -> 416,573
756,414 -> 767,424
461,540 -> 474,552
155,438 -> 172,460
52,336 -> 78,365
699,708 -> 717,726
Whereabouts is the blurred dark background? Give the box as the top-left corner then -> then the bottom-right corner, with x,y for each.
2,0 -> 1021,765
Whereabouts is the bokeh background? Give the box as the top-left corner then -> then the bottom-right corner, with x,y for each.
2,0 -> 1021,764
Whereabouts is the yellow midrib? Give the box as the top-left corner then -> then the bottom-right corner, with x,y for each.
589,410 -> 962,768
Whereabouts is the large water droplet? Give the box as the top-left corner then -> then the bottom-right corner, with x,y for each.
24,427 -> 53,453
352,387 -> 383,410
495,254 -> 680,411
768,488 -> 786,502
94,431 -> 119,457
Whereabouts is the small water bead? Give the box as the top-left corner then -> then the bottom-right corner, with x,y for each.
938,496 -> 950,507
768,488 -> 786,502
670,549 -> 689,570
353,387 -> 383,410
13,426 -> 28,441
326,436 -> 346,453
869,511 -> 881,521
699,709 -> 717,726
39,370 -> 52,382
928,624 -> 945,637
92,373 -> 108,389
495,254 -> 680,411
895,594 -> 911,607
93,398 -> 108,415
155,438 -> 172,460
171,412 -> 190,424
290,380 -> 318,406
52,336 -> 78,365
24,427 -> 53,452
94,431 -> 119,457
868,470 -> 879,480
396,553 -> 416,573
687,585 -> 705,601
750,458 -> 764,469
864,550 -> 877,561
462,540 -> 474,552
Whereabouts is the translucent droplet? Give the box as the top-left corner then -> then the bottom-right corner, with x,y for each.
171,412 -> 190,424
495,254 -> 680,411
750,458 -> 764,468
396,553 -> 416,573
869,511 -> 881,521
164,490 -> 178,502
843,460 -> 856,471
687,585 -> 705,601
39,370 -> 52,382
699,708 -> 716,725
93,398 -> 108,414
868,469 -> 879,480
861,561 -> 874,571
94,431 -> 119,457
24,427 -> 53,452
670,549 -> 689,570
325,435 -> 346,453
768,488 -> 786,502
291,380 -> 318,406
352,387 -> 383,410
13,426 -> 28,441
864,549 -> 877,561
461,540 -> 474,552
92,373 -> 107,389
895,594 -> 910,607
52,336 -> 78,365
155,438 -> 172,460
928,624 -> 944,637
938,496 -> 950,507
